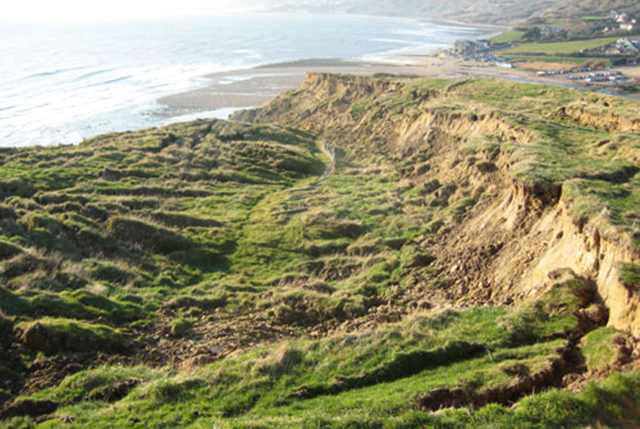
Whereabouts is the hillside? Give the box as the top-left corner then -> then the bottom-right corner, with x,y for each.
267,0 -> 552,25
541,0 -> 640,19
266,0 -> 640,33
524,0 -> 640,38
0,75 -> 639,427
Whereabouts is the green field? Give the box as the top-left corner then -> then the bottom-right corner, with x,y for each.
504,37 -> 618,55
510,55 -> 609,64
490,30 -> 525,43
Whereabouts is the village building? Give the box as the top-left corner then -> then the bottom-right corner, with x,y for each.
541,26 -> 566,37
621,23 -> 636,32
606,37 -> 640,56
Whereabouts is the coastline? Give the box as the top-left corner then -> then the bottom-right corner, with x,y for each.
157,55 -> 599,122
157,18 -> 499,123
158,56 -> 640,123
4,13 -> 495,148
154,12 -> 638,125
157,58 -> 425,120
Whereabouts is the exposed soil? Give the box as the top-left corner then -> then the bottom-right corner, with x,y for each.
565,333 -> 640,392
0,399 -> 59,420
85,378 -> 141,403
418,342 -> 578,411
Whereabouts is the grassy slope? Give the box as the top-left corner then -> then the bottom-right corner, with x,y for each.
541,0 -> 640,21
490,30 -> 525,43
1,77 -> 639,428
13,280 -> 628,428
271,0 -> 557,25
488,0 -> 640,62
0,120 -> 328,327
250,76 -> 640,248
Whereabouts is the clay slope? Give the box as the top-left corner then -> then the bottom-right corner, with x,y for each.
234,73 -> 640,335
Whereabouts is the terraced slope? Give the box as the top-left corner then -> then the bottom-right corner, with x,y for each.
0,76 -> 639,428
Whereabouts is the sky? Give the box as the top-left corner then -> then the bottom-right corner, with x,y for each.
1,0 -> 259,23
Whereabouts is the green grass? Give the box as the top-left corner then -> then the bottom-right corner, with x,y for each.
490,30 -> 526,43
510,55 -> 611,66
16,318 -> 127,355
1,76 -> 639,428
504,37 -> 618,55
5,281 -> 599,428
581,327 -> 620,369
620,263 -> 640,289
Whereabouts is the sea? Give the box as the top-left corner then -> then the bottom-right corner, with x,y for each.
0,13 -> 490,147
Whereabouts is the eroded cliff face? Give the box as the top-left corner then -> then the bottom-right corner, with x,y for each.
235,73 -> 640,335
560,106 -> 640,133
424,181 -> 640,335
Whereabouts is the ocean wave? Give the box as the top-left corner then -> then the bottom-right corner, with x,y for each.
76,68 -> 118,81
18,65 -> 87,81
369,38 -> 417,45
83,75 -> 133,88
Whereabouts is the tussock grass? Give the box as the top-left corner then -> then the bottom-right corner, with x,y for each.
16,318 -> 127,355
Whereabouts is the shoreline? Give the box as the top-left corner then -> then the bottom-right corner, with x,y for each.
157,18 -> 498,122
156,58 -> 424,120
156,15 -> 639,125
158,56 -> 640,123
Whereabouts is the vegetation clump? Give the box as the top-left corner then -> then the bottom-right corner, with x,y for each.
16,318 -> 127,355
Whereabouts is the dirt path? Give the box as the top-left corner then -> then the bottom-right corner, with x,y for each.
275,138 -> 336,216
142,138 -> 339,368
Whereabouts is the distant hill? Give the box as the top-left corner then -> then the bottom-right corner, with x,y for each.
266,0 -> 640,28
267,0 -> 557,26
263,0 -> 640,36
527,0 -> 640,38
541,0 -> 640,18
